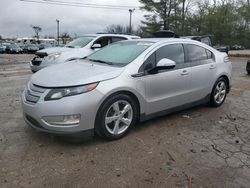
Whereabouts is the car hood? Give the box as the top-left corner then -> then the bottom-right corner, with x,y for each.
38,47 -> 73,55
31,60 -> 124,87
55,48 -> 93,63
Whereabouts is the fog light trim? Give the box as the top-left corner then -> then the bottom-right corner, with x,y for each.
42,114 -> 81,126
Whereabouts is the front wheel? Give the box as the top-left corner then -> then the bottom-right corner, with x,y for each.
210,77 -> 228,107
95,94 -> 138,140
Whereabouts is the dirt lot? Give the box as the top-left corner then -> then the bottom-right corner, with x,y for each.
0,54 -> 250,188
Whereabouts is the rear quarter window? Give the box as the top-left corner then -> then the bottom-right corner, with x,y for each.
206,49 -> 215,61
185,44 -> 208,62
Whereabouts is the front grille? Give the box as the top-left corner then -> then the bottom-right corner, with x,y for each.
35,52 -> 48,58
25,83 -> 46,104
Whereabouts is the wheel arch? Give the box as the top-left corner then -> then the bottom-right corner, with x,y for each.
94,90 -> 142,128
218,75 -> 230,93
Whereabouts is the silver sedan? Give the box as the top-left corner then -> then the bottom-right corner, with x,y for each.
22,38 -> 232,140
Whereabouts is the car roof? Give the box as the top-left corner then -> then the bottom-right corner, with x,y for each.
122,38 -> 193,44
78,33 -> 140,39
117,38 -> 216,52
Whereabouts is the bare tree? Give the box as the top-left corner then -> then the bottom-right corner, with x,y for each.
60,32 -> 71,44
31,25 -> 42,42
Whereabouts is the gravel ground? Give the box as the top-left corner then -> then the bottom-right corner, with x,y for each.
0,54 -> 250,188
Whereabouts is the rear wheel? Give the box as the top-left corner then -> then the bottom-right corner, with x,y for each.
210,77 -> 228,107
95,94 -> 138,140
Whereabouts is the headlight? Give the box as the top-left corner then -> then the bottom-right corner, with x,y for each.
48,53 -> 61,60
45,83 -> 98,101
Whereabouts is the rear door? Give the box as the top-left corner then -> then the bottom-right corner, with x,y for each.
183,44 -> 217,101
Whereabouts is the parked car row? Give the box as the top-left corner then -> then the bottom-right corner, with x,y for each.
22,33 -> 232,141
0,42 -> 54,54
230,45 -> 245,50
0,43 -> 6,53
5,43 -> 23,53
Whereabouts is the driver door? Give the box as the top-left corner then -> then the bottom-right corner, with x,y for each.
142,44 -> 192,115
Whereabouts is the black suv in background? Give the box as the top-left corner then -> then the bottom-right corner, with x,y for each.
182,35 -> 229,54
247,60 -> 250,74
153,30 -> 229,54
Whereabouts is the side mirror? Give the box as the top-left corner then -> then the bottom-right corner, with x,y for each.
91,43 -> 101,49
156,58 -> 176,69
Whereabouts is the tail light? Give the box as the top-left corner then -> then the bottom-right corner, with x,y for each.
224,56 -> 230,62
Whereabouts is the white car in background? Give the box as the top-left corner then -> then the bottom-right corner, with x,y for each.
30,34 -> 140,72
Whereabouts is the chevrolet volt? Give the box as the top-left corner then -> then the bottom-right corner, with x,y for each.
22,38 -> 232,140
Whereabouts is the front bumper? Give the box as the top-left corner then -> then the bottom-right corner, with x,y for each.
24,114 -> 94,137
30,57 -> 59,72
30,56 -> 48,72
22,87 -> 104,135
30,61 -> 47,72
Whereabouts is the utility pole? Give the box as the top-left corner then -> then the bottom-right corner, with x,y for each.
56,19 -> 60,46
182,0 -> 186,35
129,9 -> 135,34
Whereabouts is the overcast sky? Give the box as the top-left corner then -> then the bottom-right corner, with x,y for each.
0,0 -> 145,38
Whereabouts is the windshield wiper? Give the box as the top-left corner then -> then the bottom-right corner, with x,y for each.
88,59 -> 113,65
66,45 -> 75,48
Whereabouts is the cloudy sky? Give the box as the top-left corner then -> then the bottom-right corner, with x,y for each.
0,0 -> 145,38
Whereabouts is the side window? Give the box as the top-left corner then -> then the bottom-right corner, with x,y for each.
94,37 -> 112,48
185,44 -> 208,62
156,44 -> 185,65
140,44 -> 184,72
111,37 -> 127,43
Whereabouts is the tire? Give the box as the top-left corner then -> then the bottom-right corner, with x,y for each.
247,70 -> 250,75
95,94 -> 138,140
210,77 -> 228,107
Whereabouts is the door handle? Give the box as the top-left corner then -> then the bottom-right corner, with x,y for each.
181,70 -> 189,76
209,64 -> 216,69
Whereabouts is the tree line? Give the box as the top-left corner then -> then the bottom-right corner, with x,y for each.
106,0 -> 250,48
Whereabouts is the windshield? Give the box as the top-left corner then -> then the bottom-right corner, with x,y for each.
87,41 -> 154,66
65,36 -> 95,48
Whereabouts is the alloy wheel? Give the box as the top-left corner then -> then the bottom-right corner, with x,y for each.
105,100 -> 133,135
214,81 -> 227,104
